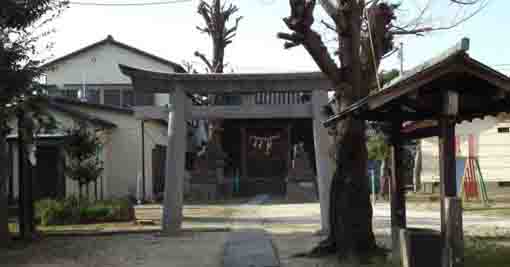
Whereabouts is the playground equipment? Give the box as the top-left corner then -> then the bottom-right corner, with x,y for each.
457,135 -> 490,205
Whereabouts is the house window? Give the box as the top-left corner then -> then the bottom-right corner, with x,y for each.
223,94 -> 242,105
135,92 -> 154,106
104,89 -> 121,106
497,127 -> 510,133
62,89 -> 79,99
498,182 -> 510,187
86,89 -> 100,104
122,90 -> 134,107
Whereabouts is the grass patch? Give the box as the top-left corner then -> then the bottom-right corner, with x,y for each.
465,238 -> 510,267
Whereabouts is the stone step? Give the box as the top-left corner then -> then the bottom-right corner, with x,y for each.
223,230 -> 280,267
134,205 -> 162,223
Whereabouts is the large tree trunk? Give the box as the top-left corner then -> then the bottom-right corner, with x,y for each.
0,135 -> 10,248
328,118 -> 377,259
329,2 -> 377,258
279,0 -> 396,260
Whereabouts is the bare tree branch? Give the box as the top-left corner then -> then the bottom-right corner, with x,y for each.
278,0 -> 343,84
196,0 -> 242,73
450,0 -> 482,4
194,51 -> 213,72
318,0 -> 338,22
394,0 -> 489,36
321,19 -> 337,32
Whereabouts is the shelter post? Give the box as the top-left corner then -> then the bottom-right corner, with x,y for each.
390,119 -> 406,264
439,90 -> 463,267
162,86 -> 188,234
311,90 -> 334,234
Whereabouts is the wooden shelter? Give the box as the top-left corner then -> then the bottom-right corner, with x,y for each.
324,38 -> 510,267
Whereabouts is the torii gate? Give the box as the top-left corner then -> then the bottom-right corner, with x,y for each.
120,65 -> 335,234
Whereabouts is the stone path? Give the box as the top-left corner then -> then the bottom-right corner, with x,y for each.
223,230 -> 280,267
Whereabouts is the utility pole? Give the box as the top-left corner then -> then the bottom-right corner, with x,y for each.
399,42 -> 404,75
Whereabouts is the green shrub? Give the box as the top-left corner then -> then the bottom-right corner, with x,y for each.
35,199 -> 70,226
35,197 -> 134,226
80,206 -> 110,222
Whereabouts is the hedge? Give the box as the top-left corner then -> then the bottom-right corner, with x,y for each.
35,197 -> 134,226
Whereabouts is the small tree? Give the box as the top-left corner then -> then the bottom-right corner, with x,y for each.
194,0 -> 242,152
64,122 -> 104,201
1,0 -> 67,244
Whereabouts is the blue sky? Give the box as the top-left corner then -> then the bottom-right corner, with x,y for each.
41,0 -> 507,74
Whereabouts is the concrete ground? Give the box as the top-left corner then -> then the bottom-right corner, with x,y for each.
2,199 -> 510,267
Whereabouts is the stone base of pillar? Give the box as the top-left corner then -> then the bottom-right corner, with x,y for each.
285,178 -> 317,203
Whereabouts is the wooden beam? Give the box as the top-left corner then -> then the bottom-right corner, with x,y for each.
120,64 -> 332,94
190,104 -> 313,119
460,62 -> 510,92
359,109 -> 440,122
439,90 -> 461,267
390,120 -> 407,264
367,48 -> 465,110
134,106 -> 169,120
401,126 -> 440,140
134,104 -> 314,120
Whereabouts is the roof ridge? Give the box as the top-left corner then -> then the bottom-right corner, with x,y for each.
39,35 -> 185,72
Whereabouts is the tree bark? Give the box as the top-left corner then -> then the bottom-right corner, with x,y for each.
328,1 -> 378,258
195,0 -> 242,194
413,142 -> 422,192
279,0 -> 397,260
0,135 -> 10,248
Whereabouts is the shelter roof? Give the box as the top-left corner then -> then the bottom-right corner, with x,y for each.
323,38 -> 510,129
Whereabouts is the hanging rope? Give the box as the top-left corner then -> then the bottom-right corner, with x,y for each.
365,7 -> 382,91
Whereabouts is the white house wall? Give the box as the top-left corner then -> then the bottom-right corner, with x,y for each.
9,107 -> 168,200
61,105 -> 167,200
421,116 -> 510,183
45,42 -> 176,86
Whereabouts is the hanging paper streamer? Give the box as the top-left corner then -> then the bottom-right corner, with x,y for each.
249,135 -> 281,156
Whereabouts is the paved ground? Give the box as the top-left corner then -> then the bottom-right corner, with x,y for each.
185,201 -> 510,236
2,199 -> 510,267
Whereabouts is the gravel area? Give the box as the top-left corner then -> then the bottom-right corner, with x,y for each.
1,232 -> 228,267
3,200 -> 510,267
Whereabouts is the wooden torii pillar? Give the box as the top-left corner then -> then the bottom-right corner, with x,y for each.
311,90 -> 334,234
162,86 -> 187,234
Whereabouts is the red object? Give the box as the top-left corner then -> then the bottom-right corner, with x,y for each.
464,158 -> 479,199
462,135 -> 479,200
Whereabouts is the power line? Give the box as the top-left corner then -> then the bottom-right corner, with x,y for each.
66,0 -> 191,6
